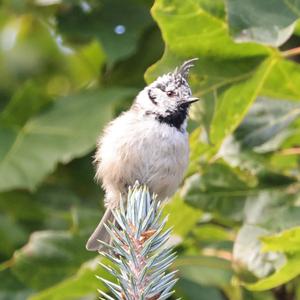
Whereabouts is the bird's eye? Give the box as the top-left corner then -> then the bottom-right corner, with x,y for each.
167,90 -> 175,97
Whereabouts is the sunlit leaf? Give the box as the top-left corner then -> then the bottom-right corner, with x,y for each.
261,227 -> 300,253
233,225 -> 285,281
164,194 -> 202,238
261,59 -> 300,100
146,0 -> 300,151
246,253 -> 300,291
246,227 -> 300,290
209,58 -> 276,145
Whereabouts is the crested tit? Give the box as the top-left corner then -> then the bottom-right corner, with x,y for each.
86,59 -> 198,251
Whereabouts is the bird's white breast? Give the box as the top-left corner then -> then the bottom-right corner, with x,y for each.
95,110 -> 189,205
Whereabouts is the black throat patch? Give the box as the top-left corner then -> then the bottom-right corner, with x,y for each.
154,104 -> 189,131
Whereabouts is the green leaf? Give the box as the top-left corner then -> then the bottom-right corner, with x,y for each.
235,98 -> 300,151
145,0 -> 270,148
192,224 -> 233,242
0,190 -> 45,223
246,252 -> 300,291
0,15 -> 66,92
209,58 -> 276,145
0,88 -> 136,192
261,227 -> 300,253
0,287 -> 32,300
164,194 -> 202,237
11,230 -> 94,290
145,0 -> 268,89
295,20 -> 300,35
57,0 -> 153,64
66,40 -> 106,88
146,0 -> 300,153
0,214 -> 27,258
261,59 -> 300,100
174,256 -> 233,288
2,0 -> 300,298
243,190 -> 300,231
29,258 -> 111,300
0,81 -> 51,128
244,291 -> 276,300
233,225 -> 284,281
103,26 -> 164,88
225,0 -> 299,47
182,163 -> 250,220
176,278 -> 225,300
0,268 -> 33,300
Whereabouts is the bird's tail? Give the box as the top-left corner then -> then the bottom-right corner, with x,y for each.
86,208 -> 114,251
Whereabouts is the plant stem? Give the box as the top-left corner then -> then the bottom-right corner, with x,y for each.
280,148 -> 300,155
281,47 -> 300,58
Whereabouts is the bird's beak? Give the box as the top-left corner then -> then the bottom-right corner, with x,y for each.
186,97 -> 199,104
178,97 -> 199,107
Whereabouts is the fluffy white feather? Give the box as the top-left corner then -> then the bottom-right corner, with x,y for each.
86,58 -> 198,251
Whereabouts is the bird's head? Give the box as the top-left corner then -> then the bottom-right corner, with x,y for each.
134,58 -> 198,130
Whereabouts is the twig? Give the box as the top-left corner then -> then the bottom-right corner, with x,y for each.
281,47 -> 300,58
280,147 -> 300,155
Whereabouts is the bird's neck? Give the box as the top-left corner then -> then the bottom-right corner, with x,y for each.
145,105 -> 188,132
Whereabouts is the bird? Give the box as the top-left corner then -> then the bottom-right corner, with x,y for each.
86,58 -> 199,251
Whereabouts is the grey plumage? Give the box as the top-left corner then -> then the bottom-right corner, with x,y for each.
86,59 -> 198,251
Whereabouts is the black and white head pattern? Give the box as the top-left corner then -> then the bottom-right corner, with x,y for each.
134,58 -> 198,131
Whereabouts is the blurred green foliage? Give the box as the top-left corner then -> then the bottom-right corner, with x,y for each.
0,0 -> 300,299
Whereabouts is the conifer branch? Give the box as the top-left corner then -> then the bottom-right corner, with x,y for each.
98,184 -> 178,300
